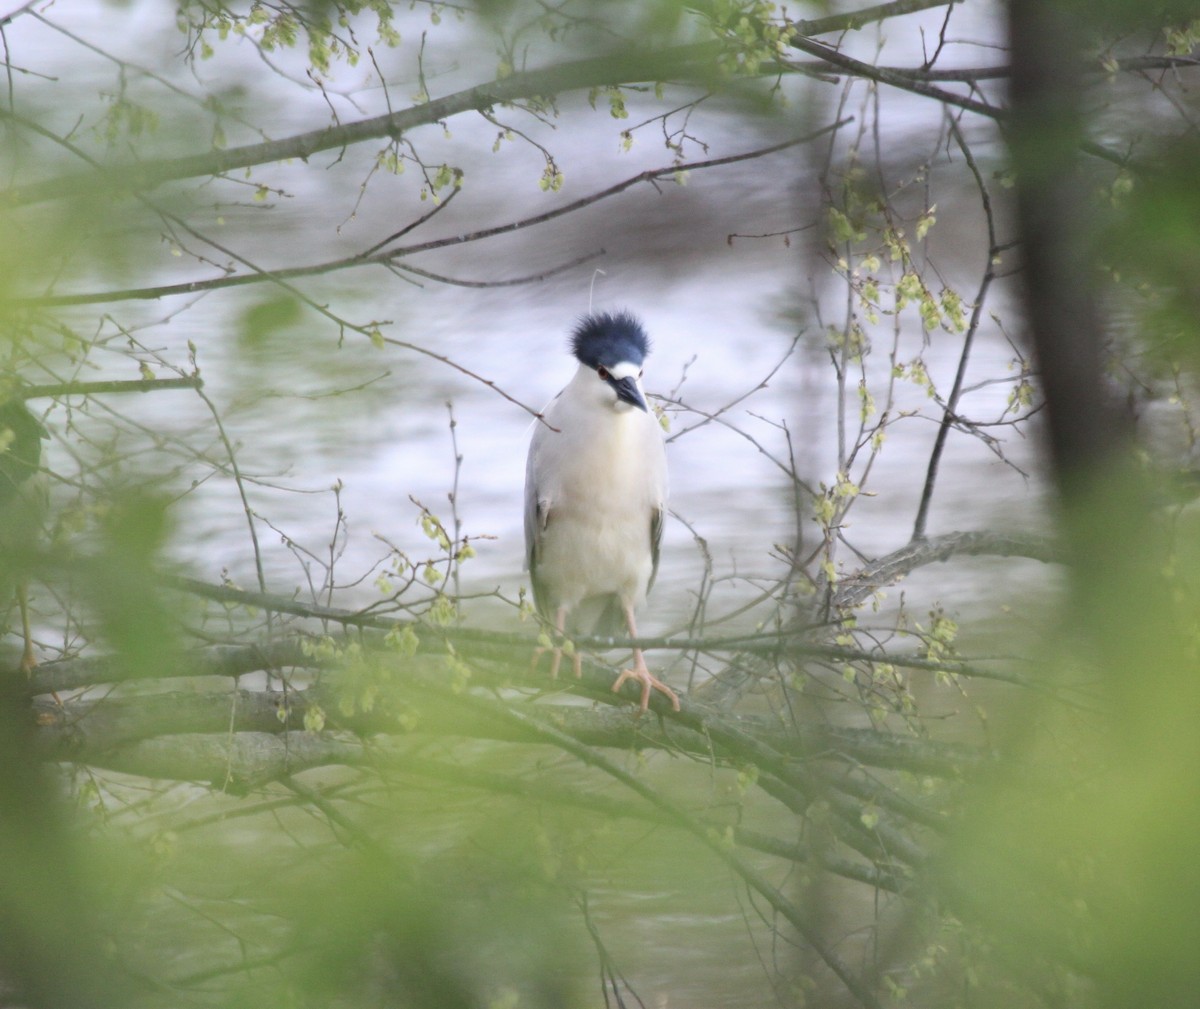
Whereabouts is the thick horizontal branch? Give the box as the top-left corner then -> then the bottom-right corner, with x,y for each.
2,44 -> 720,206
91,731 -> 373,790
18,377 -> 203,398
32,675 -> 984,778
155,529 -> 1057,670
97,729 -> 904,891
32,672 -> 949,917
20,526 -> 1056,740
27,643 -> 966,886
27,640 -> 315,696
6,14 -> 1177,214
3,0 -> 944,208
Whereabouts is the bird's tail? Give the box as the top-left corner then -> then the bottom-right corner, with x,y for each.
569,594 -> 626,641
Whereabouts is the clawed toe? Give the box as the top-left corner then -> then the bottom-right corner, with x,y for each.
531,639 -> 581,681
611,660 -> 680,714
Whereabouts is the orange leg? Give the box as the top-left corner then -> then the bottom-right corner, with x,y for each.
610,604 -> 679,714
17,580 -> 36,675
17,580 -> 61,708
531,606 -> 581,680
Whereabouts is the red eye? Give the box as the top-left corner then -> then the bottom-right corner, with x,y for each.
597,366 -> 609,381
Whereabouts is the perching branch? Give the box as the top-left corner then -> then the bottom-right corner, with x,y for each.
31,673 -> 986,780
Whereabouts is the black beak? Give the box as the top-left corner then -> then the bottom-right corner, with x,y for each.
608,374 -> 648,412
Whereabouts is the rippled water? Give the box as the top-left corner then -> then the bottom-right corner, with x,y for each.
15,2 -> 1038,645
8,3 -> 1064,1005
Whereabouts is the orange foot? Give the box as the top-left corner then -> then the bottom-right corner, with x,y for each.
531,606 -> 581,682
531,640 -> 581,680
611,651 -> 680,714
20,644 -> 60,707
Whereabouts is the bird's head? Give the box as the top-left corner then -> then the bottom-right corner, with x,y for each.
570,311 -> 651,413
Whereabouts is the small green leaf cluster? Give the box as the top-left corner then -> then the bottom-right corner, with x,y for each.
384,623 -> 420,658
859,378 -> 876,422
303,702 -> 326,733
826,176 -> 968,354
812,471 -> 860,543
895,273 -> 967,335
420,510 -> 451,551
408,499 -> 486,624
299,636 -> 413,723
517,586 -> 536,623
828,206 -> 866,245
420,164 -> 463,203
705,0 -> 794,77
96,94 -> 160,146
1101,169 -> 1134,209
1006,373 -> 1035,415
1164,19 -> 1200,56
734,762 -> 759,795
825,321 -> 870,364
538,160 -> 565,192
916,608 -> 959,665
176,0 -> 403,73
915,204 -> 937,242
893,357 -> 936,399
587,85 -> 629,120
376,147 -> 407,176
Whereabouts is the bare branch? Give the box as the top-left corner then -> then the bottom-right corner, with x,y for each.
794,0 -> 955,36
17,377 -> 203,398
1,44 -> 722,206
830,530 -> 1062,610
11,123 -> 850,309
912,115 -> 1000,540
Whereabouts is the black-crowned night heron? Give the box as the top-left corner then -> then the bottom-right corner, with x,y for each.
524,311 -> 680,713
0,397 -> 47,675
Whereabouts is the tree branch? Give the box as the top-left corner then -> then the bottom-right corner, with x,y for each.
13,124 -> 848,308
32,679 -> 985,779
787,33 -> 1004,120
794,0 -> 955,36
1,44 -> 721,206
829,530 -> 1062,610
18,378 -> 203,398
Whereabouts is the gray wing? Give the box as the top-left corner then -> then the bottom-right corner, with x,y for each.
0,400 -> 46,509
647,504 -> 665,596
523,426 -> 550,616
645,415 -> 668,597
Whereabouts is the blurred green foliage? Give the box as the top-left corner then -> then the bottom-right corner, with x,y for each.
3,1 -> 1200,1007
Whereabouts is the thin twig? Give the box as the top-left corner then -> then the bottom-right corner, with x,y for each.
911,114 -> 999,540
13,121 -> 852,309
18,377 -> 203,398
